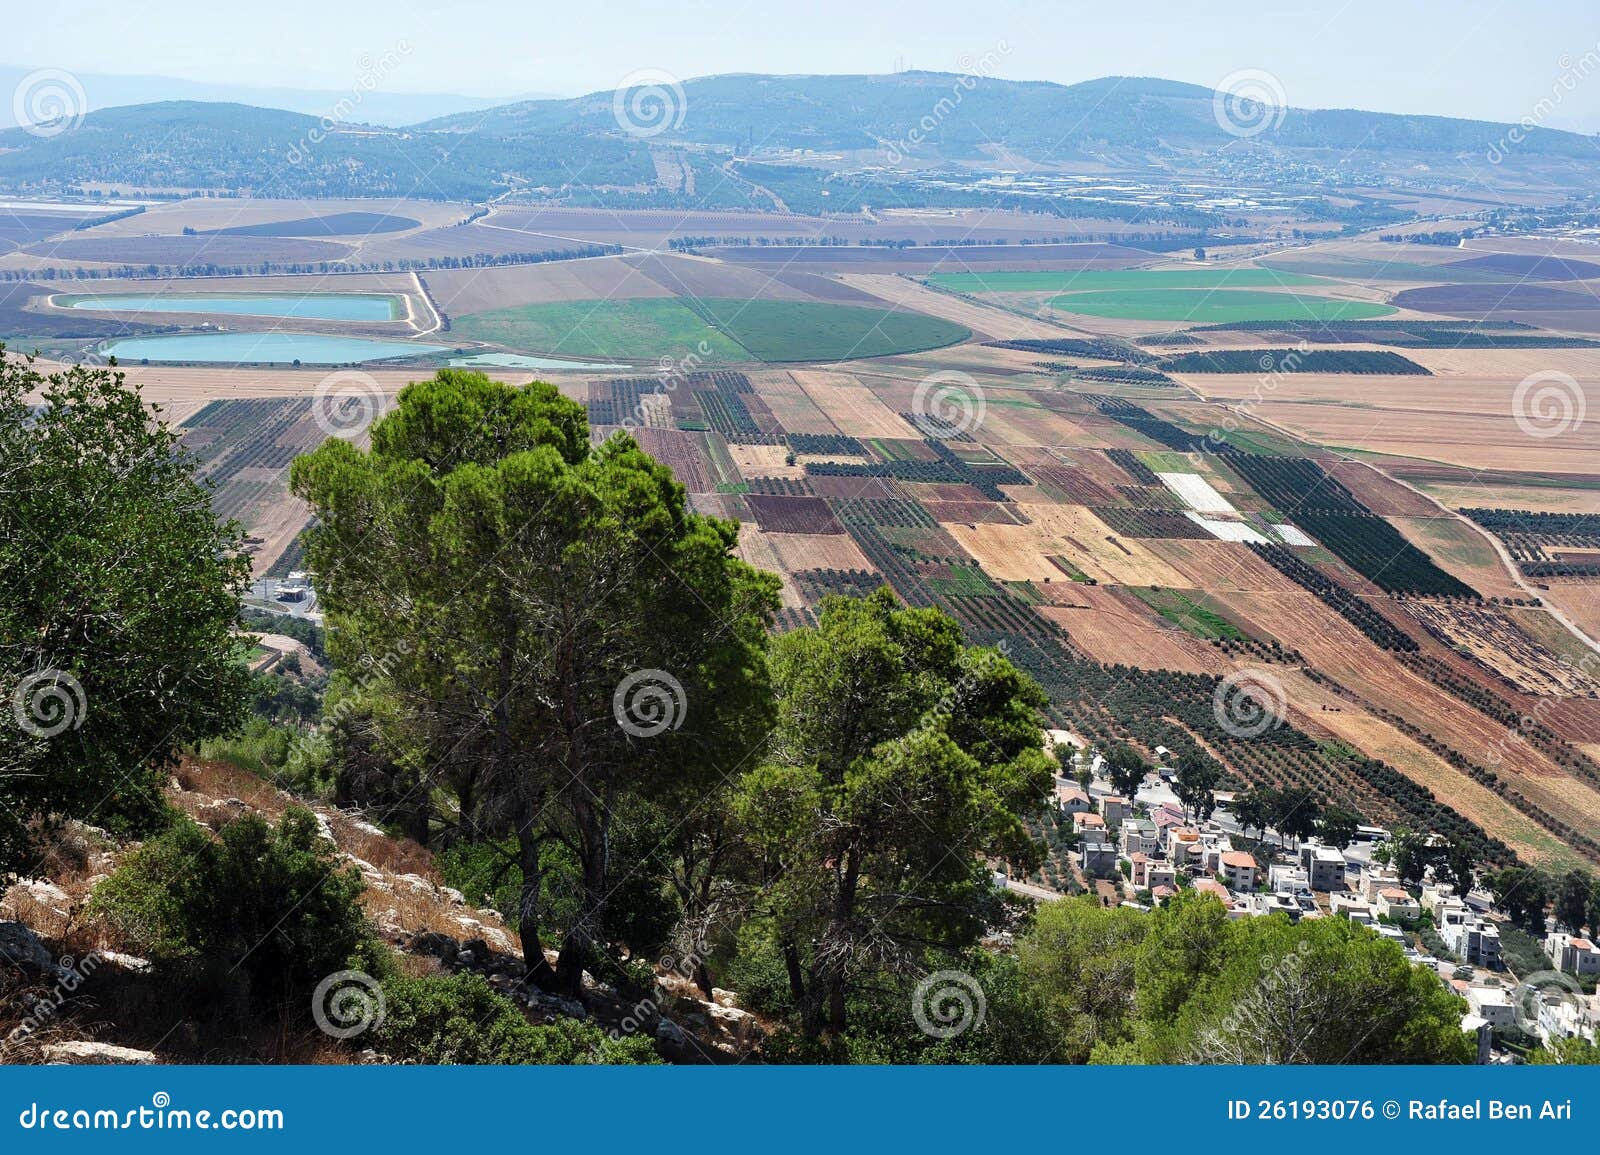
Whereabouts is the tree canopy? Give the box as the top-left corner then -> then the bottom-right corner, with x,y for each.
1020,891 -> 1473,1065
292,369 -> 778,993
0,353 -> 250,872
735,587 -> 1054,1036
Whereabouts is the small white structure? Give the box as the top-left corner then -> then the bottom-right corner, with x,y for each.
1465,985 -> 1515,1030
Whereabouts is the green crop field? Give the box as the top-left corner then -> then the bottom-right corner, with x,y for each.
453,297 -> 969,363
693,298 -> 969,361
925,268 -> 1327,293
1128,587 -> 1246,641
1047,289 -> 1396,322
452,298 -> 749,362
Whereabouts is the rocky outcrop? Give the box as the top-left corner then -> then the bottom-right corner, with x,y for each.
41,1041 -> 158,1065
0,920 -> 54,979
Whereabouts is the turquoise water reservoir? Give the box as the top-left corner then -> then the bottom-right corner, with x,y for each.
65,293 -> 402,321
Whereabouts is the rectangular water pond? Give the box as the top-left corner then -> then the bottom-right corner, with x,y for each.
64,292 -> 403,321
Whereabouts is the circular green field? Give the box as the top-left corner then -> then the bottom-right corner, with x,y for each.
453,297 -> 970,363
1047,288 -> 1395,323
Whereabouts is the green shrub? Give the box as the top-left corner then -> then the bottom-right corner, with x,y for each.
376,972 -> 659,1064
433,838 -> 522,923
199,716 -> 334,798
91,806 -> 376,1001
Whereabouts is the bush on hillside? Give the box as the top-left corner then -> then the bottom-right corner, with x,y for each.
91,806 -> 377,1002
376,972 -> 659,1064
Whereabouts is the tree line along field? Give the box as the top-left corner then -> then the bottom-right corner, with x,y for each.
1162,319 -> 1600,348
449,296 -> 970,363
1460,507 -> 1600,570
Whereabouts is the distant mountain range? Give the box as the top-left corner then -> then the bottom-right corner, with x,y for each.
0,72 -> 1591,205
0,65 -> 550,130
423,72 -> 1595,159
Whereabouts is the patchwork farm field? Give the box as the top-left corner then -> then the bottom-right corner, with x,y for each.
29,205 -> 1600,870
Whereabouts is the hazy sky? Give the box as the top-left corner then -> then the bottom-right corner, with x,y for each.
10,0 -> 1600,128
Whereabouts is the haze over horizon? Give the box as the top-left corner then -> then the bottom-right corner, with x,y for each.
7,0 -> 1600,132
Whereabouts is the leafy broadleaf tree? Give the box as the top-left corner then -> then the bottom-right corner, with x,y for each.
1487,865 -> 1549,931
1553,868 -> 1592,933
1174,751 -> 1220,822
1317,805 -> 1361,851
0,353 -> 250,872
1103,742 -> 1149,801
735,589 -> 1054,1036
291,370 -> 778,994
1271,785 -> 1322,849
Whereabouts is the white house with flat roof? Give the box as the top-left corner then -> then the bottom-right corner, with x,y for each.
1299,844 -> 1347,891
